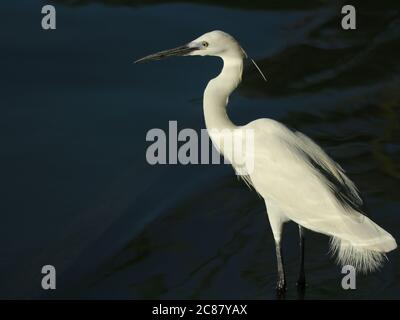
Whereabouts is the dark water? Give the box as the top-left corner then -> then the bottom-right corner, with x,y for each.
0,0 -> 399,299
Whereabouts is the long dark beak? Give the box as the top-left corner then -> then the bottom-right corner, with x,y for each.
134,44 -> 197,63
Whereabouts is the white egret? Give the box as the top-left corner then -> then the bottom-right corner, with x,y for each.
135,30 -> 397,293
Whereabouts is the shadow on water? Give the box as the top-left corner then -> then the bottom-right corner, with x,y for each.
1,0 -> 399,299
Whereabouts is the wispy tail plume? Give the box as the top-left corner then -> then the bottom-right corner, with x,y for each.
328,216 -> 397,273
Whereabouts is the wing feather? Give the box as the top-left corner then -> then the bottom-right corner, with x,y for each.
293,131 -> 363,212
245,119 -> 364,225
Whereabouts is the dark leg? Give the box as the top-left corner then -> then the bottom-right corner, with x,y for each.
297,225 -> 306,289
275,240 -> 286,295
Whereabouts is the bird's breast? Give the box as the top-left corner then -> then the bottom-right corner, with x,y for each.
207,128 -> 256,177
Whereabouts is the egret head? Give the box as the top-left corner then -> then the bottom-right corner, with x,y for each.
135,30 -> 247,63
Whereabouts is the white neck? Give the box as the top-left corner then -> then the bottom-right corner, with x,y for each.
203,55 -> 244,131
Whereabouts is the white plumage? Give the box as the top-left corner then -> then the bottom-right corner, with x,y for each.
245,118 -> 396,273
136,30 -> 397,291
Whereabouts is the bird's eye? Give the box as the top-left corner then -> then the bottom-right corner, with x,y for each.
202,41 -> 209,48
